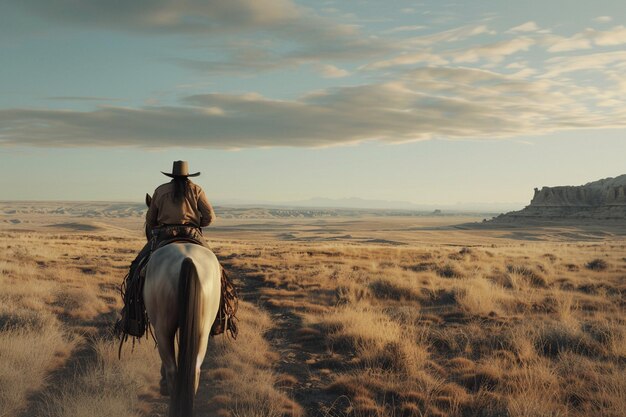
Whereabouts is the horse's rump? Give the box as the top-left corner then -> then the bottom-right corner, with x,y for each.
144,244 -> 222,417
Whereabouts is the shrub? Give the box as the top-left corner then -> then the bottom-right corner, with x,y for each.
437,264 -> 463,279
506,264 -> 547,288
585,259 -> 608,271
536,322 -> 604,358
369,279 -> 418,301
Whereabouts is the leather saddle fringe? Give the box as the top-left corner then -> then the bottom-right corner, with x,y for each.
210,268 -> 239,339
114,260 -> 153,359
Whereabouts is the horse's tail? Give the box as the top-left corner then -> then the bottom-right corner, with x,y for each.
172,258 -> 202,417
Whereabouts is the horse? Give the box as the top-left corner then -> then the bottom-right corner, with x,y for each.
143,194 -> 222,417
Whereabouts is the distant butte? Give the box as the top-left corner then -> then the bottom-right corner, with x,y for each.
491,174 -> 626,222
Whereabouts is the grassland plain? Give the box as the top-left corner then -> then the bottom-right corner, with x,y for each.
0,214 -> 624,417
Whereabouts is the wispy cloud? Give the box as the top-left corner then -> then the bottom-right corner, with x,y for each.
180,22 -> 495,74
177,34 -> 388,75
545,25 -> 626,52
315,64 -> 350,78
543,50 -> 626,77
384,25 -> 427,34
594,25 -> 626,46
2,67 -> 624,149
545,32 -> 594,52
363,50 -> 448,70
405,24 -> 494,46
451,37 -> 535,63
594,16 -> 613,23
506,21 -> 540,33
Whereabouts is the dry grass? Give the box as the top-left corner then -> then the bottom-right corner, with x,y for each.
452,277 -> 509,316
1,223 -> 625,417
43,337 -> 160,417
0,312 -> 74,417
222,239 -> 626,417
204,302 -> 302,417
0,231 -> 150,416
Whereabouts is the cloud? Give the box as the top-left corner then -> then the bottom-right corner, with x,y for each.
185,22 -> 496,74
506,61 -> 528,69
177,35 -> 388,74
594,25 -> 626,46
13,0 -> 386,73
545,32 -> 593,52
605,71 -> 626,94
361,24 -> 507,71
594,16 -> 613,23
315,64 -> 350,78
543,50 -> 626,77
507,21 -> 539,33
406,24 -> 493,46
509,68 -> 537,78
15,0 -> 303,34
384,25 -> 427,34
545,25 -> 626,52
2,67 -> 623,149
364,26 -> 536,71
10,2 -> 507,78
363,51 -> 449,70
451,37 -> 535,63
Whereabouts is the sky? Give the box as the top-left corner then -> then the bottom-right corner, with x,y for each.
1,0 -> 625,208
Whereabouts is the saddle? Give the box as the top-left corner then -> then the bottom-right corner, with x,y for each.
115,225 -> 238,352
151,224 -> 207,251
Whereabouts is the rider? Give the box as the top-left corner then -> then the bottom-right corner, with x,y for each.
134,160 -> 215,275
146,160 -> 214,240
117,161 -> 216,338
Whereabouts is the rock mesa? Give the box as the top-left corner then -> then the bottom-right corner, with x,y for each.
493,174 -> 626,222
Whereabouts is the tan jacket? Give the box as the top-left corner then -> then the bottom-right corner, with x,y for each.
145,180 -> 215,239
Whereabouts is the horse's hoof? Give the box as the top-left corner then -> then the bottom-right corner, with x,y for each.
160,382 -> 169,396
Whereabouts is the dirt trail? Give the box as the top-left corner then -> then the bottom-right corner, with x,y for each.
224,261 -> 345,417
262,306 -> 345,416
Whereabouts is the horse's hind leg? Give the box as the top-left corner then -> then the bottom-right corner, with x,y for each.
193,330 -> 211,394
160,364 -> 169,396
156,329 -> 176,398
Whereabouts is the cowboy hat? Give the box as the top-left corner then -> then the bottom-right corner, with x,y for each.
161,160 -> 200,178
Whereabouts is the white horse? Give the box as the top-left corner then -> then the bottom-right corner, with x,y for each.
143,230 -> 221,417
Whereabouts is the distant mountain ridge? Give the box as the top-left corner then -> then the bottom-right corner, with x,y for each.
216,197 -> 523,212
1,200 -> 503,222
